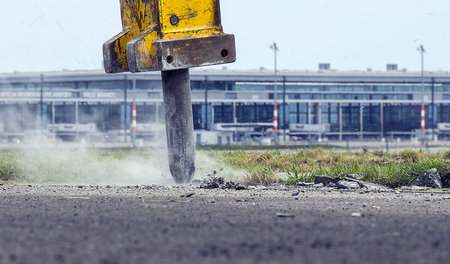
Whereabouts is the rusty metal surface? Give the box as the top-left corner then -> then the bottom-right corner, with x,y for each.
131,34 -> 235,72
103,0 -> 236,73
103,0 -> 157,73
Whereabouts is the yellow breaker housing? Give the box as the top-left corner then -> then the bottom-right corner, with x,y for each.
104,0 -> 236,73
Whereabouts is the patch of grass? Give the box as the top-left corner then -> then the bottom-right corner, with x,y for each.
444,150 -> 450,160
0,152 -> 23,181
285,165 -> 314,185
245,167 -> 279,186
1,148 -> 448,188
196,144 -> 339,151
220,149 -> 449,186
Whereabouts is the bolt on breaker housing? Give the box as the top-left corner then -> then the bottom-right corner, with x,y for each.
103,0 -> 236,73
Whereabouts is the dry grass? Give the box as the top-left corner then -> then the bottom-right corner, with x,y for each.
221,149 -> 450,187
1,148 -> 448,188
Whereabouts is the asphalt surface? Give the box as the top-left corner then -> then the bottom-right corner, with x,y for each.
0,184 -> 449,264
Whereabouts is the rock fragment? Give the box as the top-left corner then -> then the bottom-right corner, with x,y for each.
200,174 -> 224,189
276,213 -> 295,218
344,177 -> 389,191
410,168 -> 442,189
336,180 -> 360,189
328,182 -> 337,188
313,175 -> 340,186
199,174 -> 247,190
298,182 -> 315,187
180,192 -> 195,198
351,212 -> 364,217
235,185 -> 247,191
440,167 -> 450,188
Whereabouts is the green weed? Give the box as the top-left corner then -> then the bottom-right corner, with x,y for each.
0,152 -> 23,181
221,149 -> 449,186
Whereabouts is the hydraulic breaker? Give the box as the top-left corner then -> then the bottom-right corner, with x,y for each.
103,0 -> 236,184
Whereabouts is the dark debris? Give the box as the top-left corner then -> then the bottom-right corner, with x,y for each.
199,174 -> 247,190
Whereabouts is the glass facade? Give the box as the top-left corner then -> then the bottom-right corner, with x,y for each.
235,103 -> 273,123
0,71 -> 449,141
214,103 -> 233,123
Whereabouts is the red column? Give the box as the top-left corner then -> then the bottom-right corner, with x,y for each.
132,104 -> 137,133
274,105 -> 278,132
421,105 -> 425,131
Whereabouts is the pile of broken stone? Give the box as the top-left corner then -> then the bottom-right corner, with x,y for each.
306,168 -> 449,190
196,167 -> 449,191
192,174 -> 247,190
409,168 -> 449,189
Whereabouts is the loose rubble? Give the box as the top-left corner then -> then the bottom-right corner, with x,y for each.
343,177 -> 389,191
313,175 -> 340,186
196,174 -> 247,190
410,169 -> 442,189
194,168 -> 449,193
311,174 -> 393,192
276,213 -> 295,218
336,180 -> 360,189
440,167 -> 450,188
313,175 -> 363,190
199,174 -> 224,189
180,192 -> 195,198
351,212 -> 363,217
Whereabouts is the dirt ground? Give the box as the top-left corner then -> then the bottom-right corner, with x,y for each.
0,184 -> 449,264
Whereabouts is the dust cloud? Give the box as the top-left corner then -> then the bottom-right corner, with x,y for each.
14,144 -> 174,186
0,102 -> 242,186
195,151 -> 246,183
9,141 -> 245,186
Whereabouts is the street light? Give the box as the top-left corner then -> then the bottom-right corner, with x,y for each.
417,44 -> 426,142
270,42 -> 279,146
132,74 -> 137,148
39,74 -> 44,134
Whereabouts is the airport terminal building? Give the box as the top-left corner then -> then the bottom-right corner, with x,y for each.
0,67 -> 449,143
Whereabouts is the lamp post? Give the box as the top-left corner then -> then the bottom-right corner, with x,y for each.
417,45 -> 426,142
40,74 -> 44,135
282,76 -> 286,142
204,76 -> 209,130
123,75 -> 128,144
132,74 -> 137,148
270,42 -> 279,146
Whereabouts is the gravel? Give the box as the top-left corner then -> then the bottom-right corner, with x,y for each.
0,184 -> 448,264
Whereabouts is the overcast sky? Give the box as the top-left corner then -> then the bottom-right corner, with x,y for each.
1,0 -> 449,73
